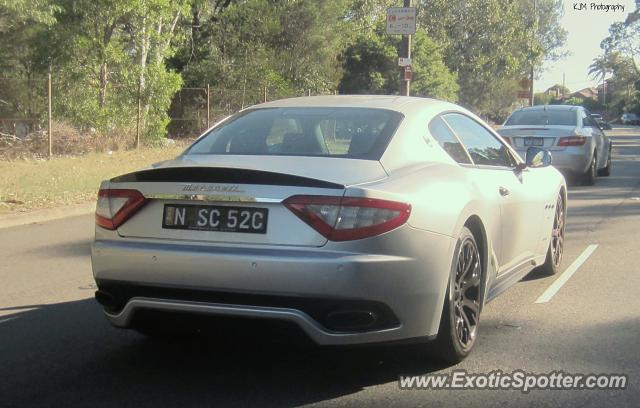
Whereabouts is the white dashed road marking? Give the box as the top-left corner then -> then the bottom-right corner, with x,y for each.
535,244 -> 599,304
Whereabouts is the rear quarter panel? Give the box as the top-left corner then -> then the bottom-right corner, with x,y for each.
347,162 -> 502,302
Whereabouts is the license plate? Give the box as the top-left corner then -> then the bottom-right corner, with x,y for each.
524,137 -> 544,147
162,204 -> 268,233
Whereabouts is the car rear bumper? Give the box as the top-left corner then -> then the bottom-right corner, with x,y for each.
91,226 -> 456,345
516,147 -> 592,175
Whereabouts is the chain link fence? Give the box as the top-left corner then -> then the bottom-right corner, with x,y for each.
167,86 -> 330,138
0,74 -> 336,159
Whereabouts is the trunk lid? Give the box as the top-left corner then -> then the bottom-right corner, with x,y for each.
108,156 -> 387,247
497,125 -> 577,150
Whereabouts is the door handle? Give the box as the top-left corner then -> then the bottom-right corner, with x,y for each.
499,186 -> 510,196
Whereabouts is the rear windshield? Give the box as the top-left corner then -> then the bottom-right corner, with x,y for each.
186,107 -> 404,159
504,110 -> 577,126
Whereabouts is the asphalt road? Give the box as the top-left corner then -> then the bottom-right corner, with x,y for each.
1,128 -> 639,408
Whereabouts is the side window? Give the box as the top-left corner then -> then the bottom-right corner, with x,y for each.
428,116 -> 471,164
443,113 -> 516,168
582,111 -> 597,128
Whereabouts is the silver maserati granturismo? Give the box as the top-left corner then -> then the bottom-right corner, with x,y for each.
91,96 -> 566,362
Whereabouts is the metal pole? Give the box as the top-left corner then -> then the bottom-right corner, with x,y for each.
529,0 -> 537,106
603,76 -> 607,116
529,64 -> 534,107
206,84 -> 210,128
263,86 -> 267,103
47,72 -> 52,159
399,0 -> 412,96
136,80 -> 141,149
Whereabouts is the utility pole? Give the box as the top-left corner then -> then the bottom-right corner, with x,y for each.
529,0 -> 537,107
206,83 -> 210,129
47,71 -> 52,159
562,72 -> 566,98
136,80 -> 141,149
400,0 -> 412,96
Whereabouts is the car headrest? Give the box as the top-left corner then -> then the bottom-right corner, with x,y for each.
281,132 -> 323,154
228,132 -> 267,154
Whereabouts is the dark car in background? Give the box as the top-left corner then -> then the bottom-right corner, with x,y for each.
590,114 -> 613,130
621,113 -> 640,125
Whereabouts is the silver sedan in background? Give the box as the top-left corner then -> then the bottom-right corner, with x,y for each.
497,105 -> 612,185
91,96 -> 566,363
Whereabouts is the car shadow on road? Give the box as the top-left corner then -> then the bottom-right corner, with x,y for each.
18,238 -> 93,259
0,298 -> 450,408
519,266 -> 551,282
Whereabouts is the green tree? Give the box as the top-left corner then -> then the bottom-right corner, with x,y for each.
601,6 -> 640,74
0,0 -> 59,31
588,54 -> 612,104
591,53 -> 640,116
45,0 -> 135,130
534,92 -> 552,105
339,31 -> 397,94
177,0 -> 347,92
563,97 -> 583,106
419,0 -> 566,115
127,0 -> 190,141
0,0 -> 59,129
339,25 -> 458,100
41,0 -> 188,140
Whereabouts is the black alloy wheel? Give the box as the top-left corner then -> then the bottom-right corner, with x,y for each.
433,227 -> 482,363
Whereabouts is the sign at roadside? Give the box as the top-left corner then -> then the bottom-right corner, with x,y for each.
403,66 -> 413,81
386,7 -> 416,35
398,57 -> 412,67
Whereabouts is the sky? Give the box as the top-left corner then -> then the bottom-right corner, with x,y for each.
535,0 -> 636,92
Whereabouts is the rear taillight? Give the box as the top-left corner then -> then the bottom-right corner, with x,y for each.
558,136 -> 587,146
283,195 -> 411,241
95,189 -> 147,230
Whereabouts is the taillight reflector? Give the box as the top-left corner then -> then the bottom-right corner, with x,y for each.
283,195 -> 411,241
95,189 -> 147,230
558,136 -> 587,146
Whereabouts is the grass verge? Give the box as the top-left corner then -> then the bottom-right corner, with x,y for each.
0,146 -> 186,215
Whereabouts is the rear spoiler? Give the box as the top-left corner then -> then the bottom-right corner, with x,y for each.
110,166 -> 344,189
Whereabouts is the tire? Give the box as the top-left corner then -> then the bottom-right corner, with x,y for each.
598,147 -> 612,177
581,152 -> 597,186
536,192 -> 565,276
432,227 -> 482,364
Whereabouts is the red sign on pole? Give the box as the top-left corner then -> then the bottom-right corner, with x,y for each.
404,65 -> 413,81
517,90 -> 530,99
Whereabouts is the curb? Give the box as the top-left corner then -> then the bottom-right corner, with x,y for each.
0,201 -> 95,229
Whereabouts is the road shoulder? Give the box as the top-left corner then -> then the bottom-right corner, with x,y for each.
0,201 -> 95,229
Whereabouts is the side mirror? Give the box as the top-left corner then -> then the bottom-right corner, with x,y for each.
525,147 -> 552,168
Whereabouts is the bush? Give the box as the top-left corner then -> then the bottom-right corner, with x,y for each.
0,121 -> 144,160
